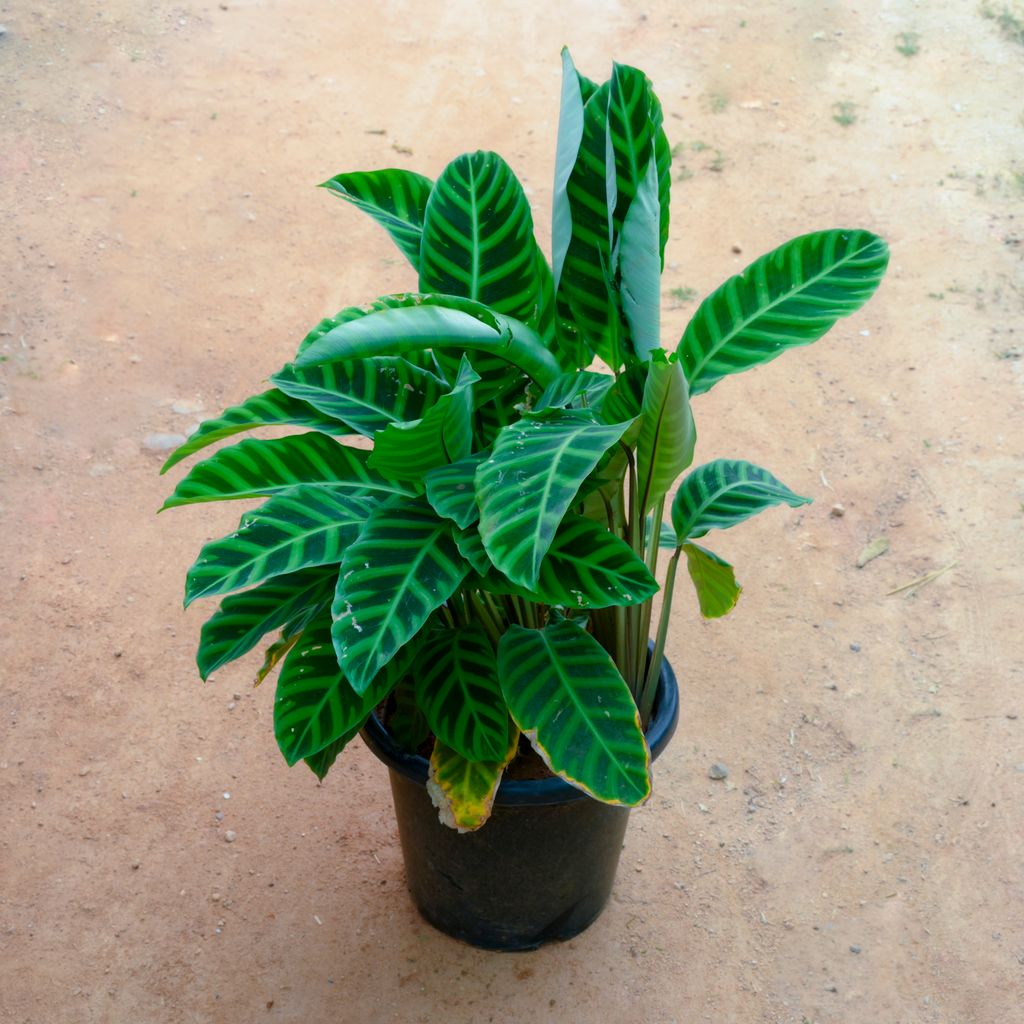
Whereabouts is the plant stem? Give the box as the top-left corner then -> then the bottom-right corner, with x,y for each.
469,591 -> 502,647
638,547 -> 681,727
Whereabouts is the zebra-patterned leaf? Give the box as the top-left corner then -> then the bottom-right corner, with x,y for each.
670,459 -> 811,542
453,526 -> 493,576
319,168 -> 433,268
635,352 -> 696,514
476,410 -> 633,589
497,620 -> 650,805
369,356 -> 479,481
415,625 -> 509,762
162,433 -> 412,510
294,294 -> 560,389
682,543 -> 742,619
196,566 -> 336,680
184,487 -> 376,606
159,389 -> 347,474
303,732 -> 355,782
274,612 -> 419,766
677,229 -> 890,395
533,370 -> 614,413
419,150 -> 547,332
481,514 -> 657,610
272,357 -> 447,438
332,497 -> 470,692
427,723 -> 519,832
424,451 -> 488,529
295,295 -> 443,358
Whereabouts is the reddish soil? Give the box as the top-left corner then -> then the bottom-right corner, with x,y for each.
2,2 -> 1021,1022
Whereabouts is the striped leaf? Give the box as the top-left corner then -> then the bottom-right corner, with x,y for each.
553,48 -> 589,296
482,514 -> 657,610
159,389 -> 346,474
319,168 -> 433,268
682,543 -> 742,618
272,357 -> 447,438
332,497 -> 470,692
415,625 -> 509,762
295,295 -> 443,358
677,229 -> 890,395
497,620 -> 651,805
162,433 -> 412,510
184,487 -> 376,606
424,451 -> 488,529
670,459 -> 811,542
369,356 -> 479,481
453,526 -> 493,576
420,150 -> 548,334
254,629 -> 303,686
293,294 -> 560,389
427,724 -> 519,832
617,154 -> 662,359
533,370 -> 614,413
303,733 -> 352,782
635,352 -> 696,514
274,611 -> 419,766
195,566 -> 336,680
476,410 -> 633,589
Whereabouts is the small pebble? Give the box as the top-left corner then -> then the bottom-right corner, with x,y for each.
849,642 -> 861,653
142,432 -> 186,453
0,25 -> 7,36
211,893 -> 221,902
830,503 -> 845,518
227,702 -> 236,711
850,944 -> 862,954
171,398 -> 204,415
131,860 -> 140,870
233,693 -> 242,702
224,830 -> 237,843
708,762 -> 730,780
214,811 -> 225,821
731,243 -> 742,253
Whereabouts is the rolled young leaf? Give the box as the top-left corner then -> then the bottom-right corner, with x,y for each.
319,168 -> 434,269
670,459 -> 811,542
497,619 -> 651,806
635,352 -> 696,514
677,229 -> 890,395
332,497 -> 470,692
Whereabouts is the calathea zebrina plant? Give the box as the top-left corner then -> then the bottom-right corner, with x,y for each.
162,49 -> 888,832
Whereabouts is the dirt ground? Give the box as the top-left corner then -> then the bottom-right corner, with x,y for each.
2,1 -> 1022,1021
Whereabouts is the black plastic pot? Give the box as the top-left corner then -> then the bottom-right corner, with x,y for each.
360,656 -> 679,951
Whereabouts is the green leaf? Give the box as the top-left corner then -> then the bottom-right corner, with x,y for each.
389,678 -> 429,752
293,294 -> 560,389
159,389 -> 346,474
254,629 -> 303,686
184,487 -> 376,606
552,48 -> 589,295
677,229 -> 890,395
271,356 -> 447,438
453,526 -> 493,576
497,620 -> 651,806
419,150 -> 548,335
682,543 -> 742,618
196,567 -> 336,680
368,356 -> 479,481
274,611 -> 418,766
295,295 -> 443,358
303,733 -> 353,782
533,370 -> 614,413
427,724 -> 519,832
332,497 -> 470,692
162,433 -> 412,510
670,459 -> 811,541
635,352 -> 696,513
415,624 -> 509,762
657,519 -> 677,548
476,410 -> 633,589
617,154 -> 662,359
482,514 -> 657,610
319,168 -> 433,269
424,451 -> 488,529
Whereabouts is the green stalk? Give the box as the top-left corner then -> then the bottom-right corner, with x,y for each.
638,547 -> 681,726
468,591 -> 502,647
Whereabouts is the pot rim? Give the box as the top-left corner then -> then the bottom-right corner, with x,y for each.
360,650 -> 680,807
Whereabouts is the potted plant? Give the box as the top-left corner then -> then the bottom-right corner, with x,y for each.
162,50 -> 888,950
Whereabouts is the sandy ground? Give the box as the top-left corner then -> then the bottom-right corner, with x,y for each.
2,1 -> 1022,1021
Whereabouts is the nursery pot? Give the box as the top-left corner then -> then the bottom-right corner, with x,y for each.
360,656 -> 679,952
